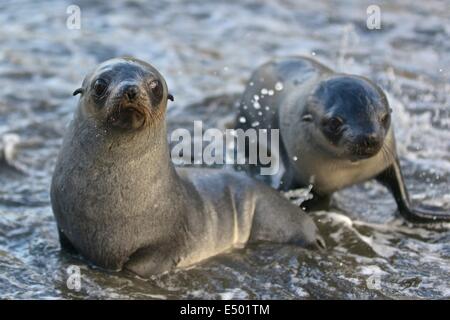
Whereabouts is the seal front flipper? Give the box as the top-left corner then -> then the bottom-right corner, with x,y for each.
299,193 -> 332,212
376,158 -> 450,223
249,184 -> 326,250
124,244 -> 180,277
58,229 -> 78,254
279,167 -> 332,211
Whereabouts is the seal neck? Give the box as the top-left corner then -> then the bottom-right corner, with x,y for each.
72,113 -> 182,189
67,113 -> 187,225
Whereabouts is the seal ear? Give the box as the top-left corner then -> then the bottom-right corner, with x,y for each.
167,93 -> 174,102
73,88 -> 84,96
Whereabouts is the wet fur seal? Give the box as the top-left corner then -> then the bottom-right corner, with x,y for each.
50,57 -> 325,277
236,56 -> 450,223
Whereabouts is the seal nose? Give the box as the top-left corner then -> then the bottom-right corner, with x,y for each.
124,84 -> 139,101
361,133 -> 380,149
353,133 -> 382,158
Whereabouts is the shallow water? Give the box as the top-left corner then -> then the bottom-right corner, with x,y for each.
0,0 -> 449,299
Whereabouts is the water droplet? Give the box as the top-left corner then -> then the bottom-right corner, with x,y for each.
239,116 -> 246,123
251,121 -> 260,127
275,82 -> 284,91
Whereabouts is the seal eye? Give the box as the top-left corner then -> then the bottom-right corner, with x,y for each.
327,117 -> 343,132
93,79 -> 108,97
149,80 -> 162,96
149,80 -> 159,90
149,79 -> 163,105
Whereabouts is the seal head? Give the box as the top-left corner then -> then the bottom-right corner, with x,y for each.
73,57 -> 173,131
302,75 -> 391,162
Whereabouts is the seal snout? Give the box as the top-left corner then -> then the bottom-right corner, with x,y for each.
107,82 -> 151,130
352,132 -> 383,158
119,82 -> 143,103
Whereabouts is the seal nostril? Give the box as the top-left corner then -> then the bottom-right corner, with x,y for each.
125,85 -> 139,101
360,134 -> 379,149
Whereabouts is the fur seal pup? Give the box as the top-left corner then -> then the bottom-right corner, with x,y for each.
236,56 -> 450,223
50,57 -> 324,277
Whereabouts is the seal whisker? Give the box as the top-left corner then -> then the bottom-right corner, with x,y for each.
382,144 -> 395,164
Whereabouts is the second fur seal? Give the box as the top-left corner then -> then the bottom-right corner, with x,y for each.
50,57 -> 324,278
236,56 -> 450,223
